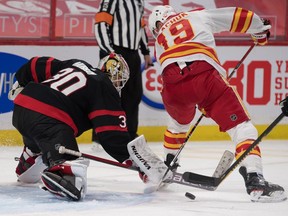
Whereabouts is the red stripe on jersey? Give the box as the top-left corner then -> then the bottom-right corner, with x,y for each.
164,136 -> 186,144
164,130 -> 186,149
242,10 -> 253,33
188,7 -> 204,12
232,8 -> 246,32
30,57 -> 39,83
88,109 -> 125,119
159,42 -> 219,64
230,8 -> 253,33
234,9 -> 248,32
45,57 -> 54,79
95,125 -> 128,133
14,94 -> 78,136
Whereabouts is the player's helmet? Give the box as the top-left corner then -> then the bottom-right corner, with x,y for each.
148,5 -> 176,38
99,53 -> 130,93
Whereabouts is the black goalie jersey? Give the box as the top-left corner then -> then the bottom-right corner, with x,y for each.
13,56 -> 131,162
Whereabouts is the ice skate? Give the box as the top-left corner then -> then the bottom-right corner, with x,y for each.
41,159 -> 89,201
239,166 -> 287,202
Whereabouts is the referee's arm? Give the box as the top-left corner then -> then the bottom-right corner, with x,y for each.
139,18 -> 150,56
140,19 -> 153,68
94,0 -> 117,55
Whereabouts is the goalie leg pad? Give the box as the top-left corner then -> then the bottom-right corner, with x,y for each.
41,171 -> 81,201
17,155 -> 47,183
127,135 -> 172,185
15,147 -> 47,183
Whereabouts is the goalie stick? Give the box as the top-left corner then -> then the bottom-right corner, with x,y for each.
182,110 -> 286,189
59,146 -> 233,191
158,43 -> 256,188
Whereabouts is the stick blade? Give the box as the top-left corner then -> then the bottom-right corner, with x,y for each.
182,171 -> 220,188
212,150 -> 234,177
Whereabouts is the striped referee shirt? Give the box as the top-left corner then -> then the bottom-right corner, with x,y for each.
94,0 -> 150,55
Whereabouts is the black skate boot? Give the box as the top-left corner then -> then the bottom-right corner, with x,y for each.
41,160 -> 88,201
164,153 -> 180,172
156,153 -> 180,190
239,166 -> 287,202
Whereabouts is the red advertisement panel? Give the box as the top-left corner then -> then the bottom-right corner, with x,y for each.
54,0 -> 100,38
0,0 -> 287,41
0,0 -> 50,38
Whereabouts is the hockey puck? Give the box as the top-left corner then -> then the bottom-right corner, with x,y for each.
185,192 -> 196,200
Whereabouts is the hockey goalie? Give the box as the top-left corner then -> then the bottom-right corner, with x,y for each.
11,54 -> 170,201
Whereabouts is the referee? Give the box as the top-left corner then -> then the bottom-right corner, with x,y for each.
94,0 -> 153,145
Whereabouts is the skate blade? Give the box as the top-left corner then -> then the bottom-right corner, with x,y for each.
41,173 -> 80,201
250,190 -> 287,203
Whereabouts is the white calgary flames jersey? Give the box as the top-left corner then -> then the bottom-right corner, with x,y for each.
154,7 -> 270,76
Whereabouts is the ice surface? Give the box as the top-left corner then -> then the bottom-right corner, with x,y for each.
0,140 -> 287,216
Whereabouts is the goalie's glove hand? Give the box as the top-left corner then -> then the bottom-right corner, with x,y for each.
8,81 -> 24,100
279,96 -> 288,116
124,159 -> 149,183
251,18 -> 271,46
138,169 -> 149,183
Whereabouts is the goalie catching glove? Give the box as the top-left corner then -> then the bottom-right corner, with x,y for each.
251,18 -> 271,45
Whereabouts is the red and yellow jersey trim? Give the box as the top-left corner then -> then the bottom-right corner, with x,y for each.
230,8 -> 254,33
164,130 -> 186,150
159,42 -> 220,65
235,139 -> 261,160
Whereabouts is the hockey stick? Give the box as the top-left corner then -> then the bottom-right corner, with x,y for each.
227,43 -> 256,80
182,111 -> 286,188
59,146 -> 233,191
160,43 -> 256,185
59,146 -> 134,170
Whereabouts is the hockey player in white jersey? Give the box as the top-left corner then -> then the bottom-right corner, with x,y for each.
148,5 -> 286,202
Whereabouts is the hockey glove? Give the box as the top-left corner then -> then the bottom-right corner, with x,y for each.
124,158 -> 149,183
8,81 -> 24,100
280,97 -> 288,116
251,18 -> 271,45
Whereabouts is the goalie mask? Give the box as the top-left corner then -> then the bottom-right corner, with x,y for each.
99,53 -> 130,93
148,5 -> 176,38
